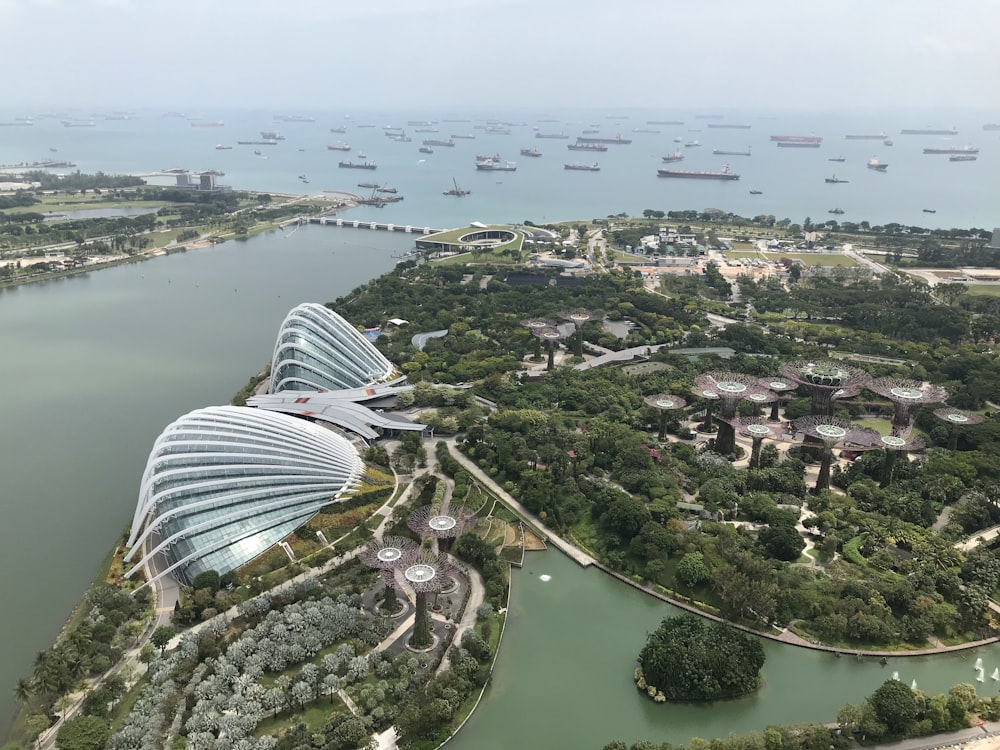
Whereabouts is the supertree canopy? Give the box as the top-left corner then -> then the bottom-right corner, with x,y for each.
360,536 -> 419,616
521,319 -> 556,362
875,434 -> 925,487
792,415 -> 880,491
694,372 -> 772,455
560,310 -> 595,357
779,360 -> 871,416
643,394 -> 688,439
408,504 -> 476,552
867,378 -> 948,435
729,416 -> 787,469
934,408 -> 985,450
533,327 -> 565,371
401,549 -> 456,649
759,377 -> 796,421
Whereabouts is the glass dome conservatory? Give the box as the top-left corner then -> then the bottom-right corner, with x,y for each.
269,303 -> 395,393
123,406 -> 364,587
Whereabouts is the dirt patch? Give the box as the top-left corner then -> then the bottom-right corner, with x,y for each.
522,528 -> 547,551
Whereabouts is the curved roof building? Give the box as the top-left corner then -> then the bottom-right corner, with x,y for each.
123,406 -> 364,587
269,303 -> 395,393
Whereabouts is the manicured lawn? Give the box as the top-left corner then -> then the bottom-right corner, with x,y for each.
254,699 -> 345,737
965,285 -> 1000,297
856,418 -> 893,435
724,251 -> 856,266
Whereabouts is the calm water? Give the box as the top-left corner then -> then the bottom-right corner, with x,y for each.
0,225 -> 407,728
1,108 -> 998,231
449,551 -> 1000,750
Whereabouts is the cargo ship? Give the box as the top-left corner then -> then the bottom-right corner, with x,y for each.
419,146 -> 434,154
901,128 -> 958,135
707,123 -> 751,129
949,155 -> 977,162
661,149 -> 684,163
712,147 -> 751,156
408,120 -> 436,127
866,156 -> 888,171
339,161 -> 377,170
190,121 -> 224,128
648,120 -> 684,125
845,134 -> 886,140
260,131 -> 284,140
825,175 -> 848,183
62,120 -> 96,127
274,115 -> 315,123
828,208 -> 845,215
330,127 -> 347,134
238,140 -> 278,145
568,142 -> 608,152
923,145 -> 979,154
451,134 -> 476,139
564,163 -> 600,171
657,164 -> 739,180
519,148 -> 542,157
770,135 -> 822,143
575,134 -> 632,145
475,156 -> 516,171
632,128 -> 661,134
536,132 -> 570,139
327,143 -> 351,151
777,141 -> 820,148
423,139 -> 455,147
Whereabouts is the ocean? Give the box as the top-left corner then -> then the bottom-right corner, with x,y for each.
1,107 -> 998,232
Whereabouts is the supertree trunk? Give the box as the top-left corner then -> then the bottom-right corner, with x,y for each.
716,422 -> 736,455
380,584 -> 399,614
810,389 -> 833,416
411,592 -> 432,648
703,401 -> 716,431
769,400 -> 781,421
880,450 -> 898,488
949,425 -> 959,451
816,446 -> 834,491
547,342 -> 555,371
750,438 -> 763,469
533,337 -> 542,361
574,330 -> 584,358
658,411 -> 669,440
891,403 -> 910,436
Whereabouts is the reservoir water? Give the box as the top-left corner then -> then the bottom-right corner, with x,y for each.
0,226 -> 408,728
449,551 -> 1000,750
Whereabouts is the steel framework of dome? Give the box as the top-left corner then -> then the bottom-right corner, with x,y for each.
123,406 -> 364,588
729,416 -> 788,469
644,394 -> 688,439
779,360 -> 871,416
693,372 -> 772,455
269,303 -> 396,393
866,378 -> 948,435
934,408 -> 985,450
792,415 -> 880,491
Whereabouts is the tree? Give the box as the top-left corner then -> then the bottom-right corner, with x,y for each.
13,678 -> 32,704
638,616 -> 765,701
837,703 -> 864,733
759,522 -> 805,562
151,625 -> 174,653
869,679 -> 918,735
56,716 -> 109,750
676,552 -> 710,588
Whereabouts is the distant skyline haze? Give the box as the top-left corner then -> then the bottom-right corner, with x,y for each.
0,0 -> 998,110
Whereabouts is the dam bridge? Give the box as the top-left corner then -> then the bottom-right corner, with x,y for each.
303,216 -> 443,234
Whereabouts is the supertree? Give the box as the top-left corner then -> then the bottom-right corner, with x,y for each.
559,310 -> 594,358
408,504 -> 476,554
729,416 -> 787,469
779,360 -> 871,416
521,319 -> 554,362
401,548 -> 456,649
643,393 -> 687,439
866,378 -> 948,436
792,415 -> 880,491
875,434 -> 925,487
360,536 -> 419,615
934,408 -> 985,450
693,372 -> 773,455
759,377 -> 796,421
533,327 -> 565,371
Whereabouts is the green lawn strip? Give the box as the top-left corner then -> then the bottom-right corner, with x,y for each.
253,698 -> 346,738
965,285 -> 1000,297
108,672 -> 151,732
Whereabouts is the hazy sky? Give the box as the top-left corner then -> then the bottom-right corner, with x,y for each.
1,0 -> 998,110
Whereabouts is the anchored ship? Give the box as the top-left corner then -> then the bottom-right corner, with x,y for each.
770,135 -> 822,143
575,134 -> 632,145
661,149 -> 684,163
707,123 -> 751,129
260,131 -> 285,140
901,128 -> 958,135
713,147 -> 751,156
568,142 -> 608,152
339,161 -> 377,170
825,175 -> 849,183
475,156 -> 517,171
564,163 -> 600,171
777,141 -> 820,148
949,155 -> 977,162
867,156 -> 888,171
845,134 -> 886,140
536,132 -> 570,139
520,148 -> 542,157
657,164 -> 739,180
923,145 -> 979,154
422,139 -> 455,147
327,143 -> 351,151
443,178 -> 470,196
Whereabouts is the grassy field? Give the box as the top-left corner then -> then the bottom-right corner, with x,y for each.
724,250 -> 857,266
965,285 -> 1000,297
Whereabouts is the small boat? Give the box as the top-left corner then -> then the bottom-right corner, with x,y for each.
685,140 -> 701,147
253,149 -> 261,155
520,148 -> 542,157
949,154 -> 977,162
357,153 -> 368,159
330,127 -> 347,134
922,208 -> 936,213
883,139 -> 894,146
375,186 -> 397,193
419,146 -> 434,154
327,143 -> 351,151
215,144 -> 232,150
49,147 -> 58,152
673,137 -> 683,143
825,174 -> 849,183
828,156 -> 846,162
867,156 -> 888,171
749,190 -> 763,195
828,208 -> 845,215
443,177 -> 470,197
358,182 -> 380,189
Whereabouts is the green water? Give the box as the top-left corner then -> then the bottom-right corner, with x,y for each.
447,550 -> 1000,750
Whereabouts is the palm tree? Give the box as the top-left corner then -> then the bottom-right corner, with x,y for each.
14,678 -> 32,704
